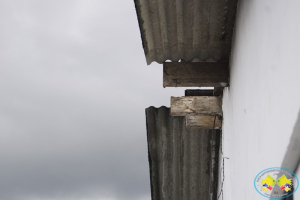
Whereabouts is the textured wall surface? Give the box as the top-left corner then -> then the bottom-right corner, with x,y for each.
134,0 -> 238,64
146,106 -> 220,200
221,0 -> 300,199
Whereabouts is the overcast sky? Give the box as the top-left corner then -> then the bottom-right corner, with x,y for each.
0,1 -> 186,200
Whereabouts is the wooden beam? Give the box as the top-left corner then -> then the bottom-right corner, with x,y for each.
186,116 -> 222,129
185,89 -> 214,96
171,96 -> 222,116
213,87 -> 224,96
163,62 -> 229,87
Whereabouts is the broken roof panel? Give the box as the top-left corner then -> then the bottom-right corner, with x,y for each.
134,0 -> 238,64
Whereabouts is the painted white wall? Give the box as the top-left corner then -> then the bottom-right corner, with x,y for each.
220,0 -> 300,199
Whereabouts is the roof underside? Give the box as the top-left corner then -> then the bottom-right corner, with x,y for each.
134,0 -> 238,65
145,107 -> 220,200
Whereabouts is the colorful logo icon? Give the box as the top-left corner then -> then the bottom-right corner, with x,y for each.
254,167 -> 299,199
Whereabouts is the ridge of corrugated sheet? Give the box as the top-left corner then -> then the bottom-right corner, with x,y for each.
134,0 -> 238,65
145,106 -> 220,200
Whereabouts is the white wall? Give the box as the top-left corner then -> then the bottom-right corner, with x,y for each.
220,0 -> 300,199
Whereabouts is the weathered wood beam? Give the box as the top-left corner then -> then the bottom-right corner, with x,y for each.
185,89 -> 214,96
186,116 -> 222,129
163,62 -> 229,87
171,96 -> 222,116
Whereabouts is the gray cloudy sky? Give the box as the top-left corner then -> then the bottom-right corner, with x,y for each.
0,1 -> 186,200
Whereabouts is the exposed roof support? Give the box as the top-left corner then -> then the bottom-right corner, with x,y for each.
185,88 -> 224,97
213,87 -> 224,96
171,96 -> 222,116
184,90 -> 223,129
186,115 -> 222,129
185,89 -> 214,96
163,62 -> 229,87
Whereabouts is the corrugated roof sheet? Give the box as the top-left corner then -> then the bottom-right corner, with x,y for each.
145,106 -> 220,200
134,0 -> 238,64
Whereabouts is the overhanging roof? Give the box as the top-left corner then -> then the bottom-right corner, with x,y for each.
134,0 -> 238,64
145,106 -> 220,200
